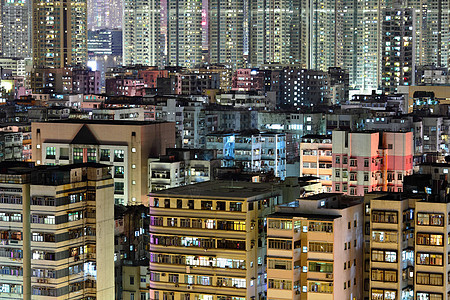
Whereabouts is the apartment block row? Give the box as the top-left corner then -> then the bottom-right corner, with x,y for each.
148,181 -> 364,300
147,169 -> 450,300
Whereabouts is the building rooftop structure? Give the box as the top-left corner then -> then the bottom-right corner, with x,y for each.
149,180 -> 280,199
0,161 -> 112,185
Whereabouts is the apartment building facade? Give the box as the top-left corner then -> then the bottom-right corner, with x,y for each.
332,131 -> 413,196
299,135 -> 333,192
267,193 -> 363,300
206,131 -> 286,180
31,121 -> 175,205
148,151 -> 220,192
0,162 -> 114,299
366,192 -> 450,300
148,181 -> 283,300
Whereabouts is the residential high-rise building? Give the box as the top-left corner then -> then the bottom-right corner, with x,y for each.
208,0 -> 246,69
366,193 -> 414,300
0,161 -> 114,299
249,0 -> 301,66
87,0 -> 122,30
332,130 -> 413,196
241,0 -> 450,91
1,0 -> 32,58
298,0 -> 378,90
123,0 -> 160,66
31,121 -> 176,206
167,0 -> 202,68
366,191 -> 450,300
342,0 -> 381,92
88,30 -> 123,57
381,6 -> 415,94
32,0 -> 88,68
411,0 -> 450,68
305,0 -> 344,71
149,180 -> 284,300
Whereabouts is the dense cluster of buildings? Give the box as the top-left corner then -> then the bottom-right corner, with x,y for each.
2,0 -> 450,298
0,90 -> 447,299
1,0 -> 450,92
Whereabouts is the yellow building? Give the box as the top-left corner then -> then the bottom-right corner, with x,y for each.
32,0 -> 87,68
401,85 -> 450,113
267,193 -> 364,300
0,162 -> 114,299
148,180 -> 283,300
122,265 -> 150,300
366,192 -> 450,300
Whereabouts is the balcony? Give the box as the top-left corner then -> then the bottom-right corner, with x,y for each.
307,271 -> 333,281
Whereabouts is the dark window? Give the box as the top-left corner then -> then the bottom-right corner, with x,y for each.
216,201 -> 226,211
177,200 -> 182,209
201,201 -> 212,210
188,200 -> 194,209
230,202 -> 242,212
164,199 -> 170,208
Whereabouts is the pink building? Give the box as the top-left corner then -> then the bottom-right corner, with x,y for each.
72,68 -> 101,94
332,131 -> 413,196
138,69 -> 169,88
105,78 -> 146,96
231,69 -> 264,91
79,94 -> 106,110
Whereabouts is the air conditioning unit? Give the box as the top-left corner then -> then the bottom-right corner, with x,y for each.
187,285 -> 193,290
326,274 -> 333,279
175,283 -> 179,287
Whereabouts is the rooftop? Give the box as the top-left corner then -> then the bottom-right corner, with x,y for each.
301,134 -> 332,140
32,119 -> 171,126
149,180 -> 280,199
0,162 -> 112,185
373,192 -> 422,202
419,162 -> 450,168
300,193 -> 343,200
